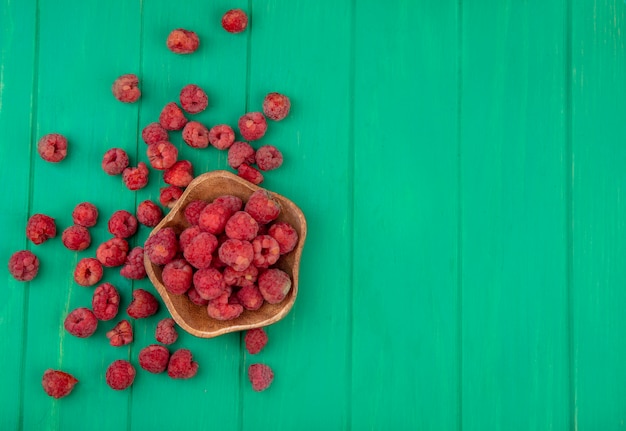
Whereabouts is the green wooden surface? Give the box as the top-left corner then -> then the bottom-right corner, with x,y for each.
1,0 -> 626,430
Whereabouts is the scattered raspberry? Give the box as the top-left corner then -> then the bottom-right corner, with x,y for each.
159,102 -> 188,131
37,133 -> 68,162
179,84 -> 208,114
120,246 -> 146,280
222,9 -> 248,33
155,318 -> 178,345
108,210 -> 138,238
42,370 -> 78,399
245,328 -> 268,354
255,145 -> 283,171
167,349 -> 199,379
223,265 -> 258,288
64,307 -> 98,338
268,221 -> 299,254
258,268 -> 292,304
184,232 -> 218,269
252,235 -> 280,268
26,213 -> 56,245
263,92 -> 291,121
74,257 -> 103,286
137,200 -> 163,227
225,211 -> 259,241
182,121 -> 210,149
106,319 -> 133,347
122,162 -> 149,191
187,286 -> 210,306
237,163 -> 264,185
162,258 -> 193,295
72,202 -> 98,227
106,360 -> 136,390
61,225 -> 91,251
139,345 -> 170,374
207,291 -> 243,320
159,185 -> 183,208
142,122 -> 169,145
127,288 -> 159,319
248,364 -> 274,392
244,189 -> 281,224
8,250 -> 39,281
164,160 -> 194,187
218,239 -> 254,271
183,200 -> 207,225
96,237 -> 129,267
147,141 -> 178,170
92,282 -> 120,321
236,284 -> 264,310
208,124 -> 235,150
102,148 -> 130,175
227,141 -> 255,169
238,112 -> 267,141
198,202 -> 233,235
193,267 -> 227,300
144,227 -> 178,265
213,195 -> 243,213
178,225 -> 203,251
166,29 -> 199,55
112,74 -> 141,103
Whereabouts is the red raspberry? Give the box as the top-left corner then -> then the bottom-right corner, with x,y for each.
155,318 -> 178,345
8,250 -> 39,281
248,364 -> 274,392
219,239 -> 254,272
164,160 -> 194,188
193,267 -> 227,300
144,227 -> 178,265
166,29 -> 199,54
162,258 -> 193,295
263,92 -> 291,121
179,84 -> 208,114
62,225 -> 91,251
108,210 -> 138,238
179,225 -> 203,252
252,235 -> 280,268
237,163 -> 264,185
187,286 -> 209,306
238,112 -> 267,141
245,190 -> 281,225
112,74 -> 140,103
245,328 -> 268,354
142,122 -> 169,145
147,141 -> 178,170
122,162 -> 149,191
26,213 -> 56,245
159,185 -> 183,208
106,319 -> 133,347
127,288 -> 159,319
223,265 -> 258,288
198,202 -> 233,235
237,284 -> 264,310
139,345 -> 170,374
102,148 -> 129,175
106,360 -> 135,390
227,141 -> 255,169
64,307 -> 98,338
42,370 -> 78,399
208,124 -> 235,150
225,211 -> 259,241
72,202 -> 98,227
182,121 -> 210,149
206,291 -> 243,320
268,221 -> 299,254
74,257 -> 103,286
222,9 -> 248,33
255,145 -> 283,171
96,237 -> 129,267
159,102 -> 188,130
213,195 -> 243,213
183,200 -> 207,225
38,133 -> 67,162
137,200 -> 163,227
167,349 -> 199,379
120,246 -> 146,280
184,232 -> 218,269
258,268 -> 292,304
92,282 -> 120,321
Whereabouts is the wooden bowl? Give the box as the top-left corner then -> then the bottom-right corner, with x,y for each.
144,170 -> 307,338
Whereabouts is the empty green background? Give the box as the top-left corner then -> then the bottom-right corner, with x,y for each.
1,0 -> 625,429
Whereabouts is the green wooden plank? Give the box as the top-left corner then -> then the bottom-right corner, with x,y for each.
460,1 -> 570,429
351,1 -> 460,429
571,1 -> 626,428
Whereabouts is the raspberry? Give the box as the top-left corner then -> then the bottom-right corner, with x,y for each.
178,225 -> 203,251
122,162 -> 149,191
182,121 -> 210,149
147,141 -> 178,170
218,239 -> 254,272
74,257 -> 103,286
92,282 -> 120,321
206,291 -> 243,320
183,200 -> 207,225
268,221 -> 299,254
26,213 -> 56,245
159,185 -> 183,208
179,84 -> 208,114
159,102 -> 188,130
168,349 -> 199,379
184,232 -> 218,269
222,9 -> 248,33
237,163 -> 264,185
236,284 -> 264,310
263,92 -> 291,121
62,225 -> 91,251
258,268 -> 292,304
96,237 -> 129,267
72,202 -> 98,227
238,112 -> 267,141
37,133 -> 67,162
42,370 -> 78,399
102,148 -> 130,175
166,29 -> 199,54
155,318 -> 178,345
106,319 -> 133,347
164,160 -> 194,187
255,145 -> 283,171
213,195 -> 243,213
112,74 -> 140,103
198,202 -> 232,235
139,345 -> 170,374
120,246 -> 146,280
142,122 -> 169,145
162,258 -> 193,295
227,141 -> 255,169
64,307 -> 98,338
193,267 -> 227,300
252,235 -> 280,268
144,227 -> 178,265
137,200 -> 163,227
225,211 -> 258,241
245,328 -> 268,354
208,124 -> 235,150
223,265 -> 258,288
187,286 -> 209,306
105,360 -> 136,390
108,210 -> 138,238
8,250 -> 39,281
248,364 -> 274,392
127,288 -> 159,319
245,190 -> 281,225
